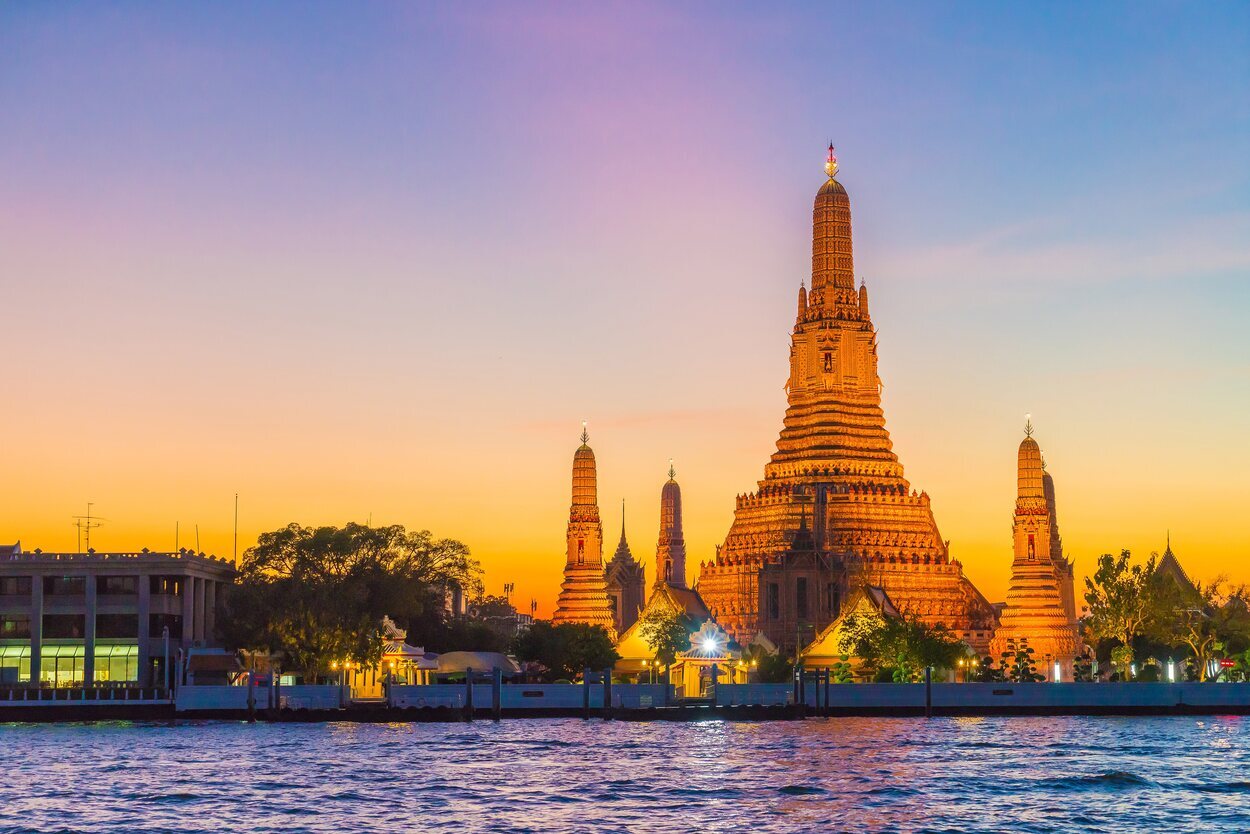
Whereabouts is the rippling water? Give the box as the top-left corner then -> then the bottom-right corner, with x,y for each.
0,716 -> 1246,832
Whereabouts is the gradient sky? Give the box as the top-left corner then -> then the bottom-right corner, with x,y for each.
3,2 -> 1248,616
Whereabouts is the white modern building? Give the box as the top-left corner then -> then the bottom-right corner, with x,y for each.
0,544 -> 236,688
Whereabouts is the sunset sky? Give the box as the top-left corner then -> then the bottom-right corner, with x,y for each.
3,3 -> 1248,615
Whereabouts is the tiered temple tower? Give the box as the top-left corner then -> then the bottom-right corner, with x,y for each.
697,146 -> 996,651
988,421 -> 1082,677
655,462 -> 688,588
604,501 -> 646,635
552,425 -> 617,638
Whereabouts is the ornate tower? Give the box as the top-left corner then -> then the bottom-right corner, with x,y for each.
552,425 -> 617,638
604,500 -> 646,634
989,420 -> 1082,677
655,462 -> 688,588
697,146 -> 996,650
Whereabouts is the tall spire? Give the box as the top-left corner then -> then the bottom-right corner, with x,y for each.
553,426 -> 616,637
655,466 -> 687,588
812,143 -> 854,293
611,498 -> 635,563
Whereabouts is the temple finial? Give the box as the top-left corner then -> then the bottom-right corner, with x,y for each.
668,458 -> 676,481
1024,413 -> 1034,438
825,142 -> 838,179
580,419 -> 589,445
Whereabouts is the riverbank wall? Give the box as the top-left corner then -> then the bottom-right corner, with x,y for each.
4,682 -> 1250,722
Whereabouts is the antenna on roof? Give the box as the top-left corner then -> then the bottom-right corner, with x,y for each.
72,502 -> 104,554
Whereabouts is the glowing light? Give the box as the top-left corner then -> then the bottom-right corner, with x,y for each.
1052,661 -> 1061,682
701,637 -> 718,653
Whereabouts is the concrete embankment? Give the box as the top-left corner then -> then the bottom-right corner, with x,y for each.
4,682 -> 1250,722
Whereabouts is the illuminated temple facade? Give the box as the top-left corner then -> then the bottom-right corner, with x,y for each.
988,422 -> 1082,676
552,428 -> 618,639
696,147 -> 997,653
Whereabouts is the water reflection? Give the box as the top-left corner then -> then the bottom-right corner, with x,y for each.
0,716 -> 1245,832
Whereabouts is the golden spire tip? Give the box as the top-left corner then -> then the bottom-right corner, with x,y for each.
825,142 -> 838,179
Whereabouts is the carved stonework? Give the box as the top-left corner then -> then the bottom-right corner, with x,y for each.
696,159 -> 997,654
553,435 -> 617,639
988,428 -> 1083,676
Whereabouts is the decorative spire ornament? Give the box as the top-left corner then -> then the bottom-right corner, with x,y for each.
668,458 -> 676,481
1024,413 -> 1034,438
580,419 -> 589,445
825,142 -> 838,179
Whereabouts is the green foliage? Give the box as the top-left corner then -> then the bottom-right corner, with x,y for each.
999,640 -> 1043,682
1083,549 -> 1164,671
830,655 -> 854,684
974,655 -> 1003,683
510,621 -> 619,682
1149,579 -> 1250,681
839,612 -> 967,683
637,608 -> 696,666
740,644 -> 793,683
1072,653 -> 1094,683
220,522 -> 482,681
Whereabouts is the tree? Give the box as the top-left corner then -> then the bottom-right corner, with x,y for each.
838,612 -> 966,682
740,643 -> 794,683
974,655 -> 1003,683
1150,579 -> 1250,681
637,608 -> 696,667
1083,550 -> 1165,676
510,621 -> 619,682
220,522 -> 482,681
999,639 -> 1043,683
1072,653 -> 1094,683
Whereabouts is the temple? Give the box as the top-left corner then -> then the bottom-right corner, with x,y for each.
696,146 -> 997,652
604,501 -> 645,635
988,420 -> 1082,677
552,425 -> 617,639
615,467 -> 714,677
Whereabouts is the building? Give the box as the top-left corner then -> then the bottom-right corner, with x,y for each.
696,147 -> 997,653
604,502 -> 645,635
552,425 -> 617,638
802,584 -> 901,676
988,421 -> 1083,678
615,467 -> 715,677
0,545 -> 236,687
1155,534 -> 1196,596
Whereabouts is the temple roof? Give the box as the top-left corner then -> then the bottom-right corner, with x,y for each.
1155,539 -> 1196,595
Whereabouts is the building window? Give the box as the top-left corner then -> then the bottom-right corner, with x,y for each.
0,614 -> 31,639
96,614 -> 139,639
0,577 -> 31,596
149,613 -> 183,639
43,613 -> 86,638
150,576 -> 183,597
40,644 -> 85,688
823,352 -> 834,372
796,577 -> 809,620
827,584 -> 840,617
44,576 -> 86,596
0,645 -> 31,684
94,645 -> 139,684
97,576 -> 137,595
767,583 -> 780,621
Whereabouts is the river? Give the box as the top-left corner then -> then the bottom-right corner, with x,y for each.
0,716 -> 1246,832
